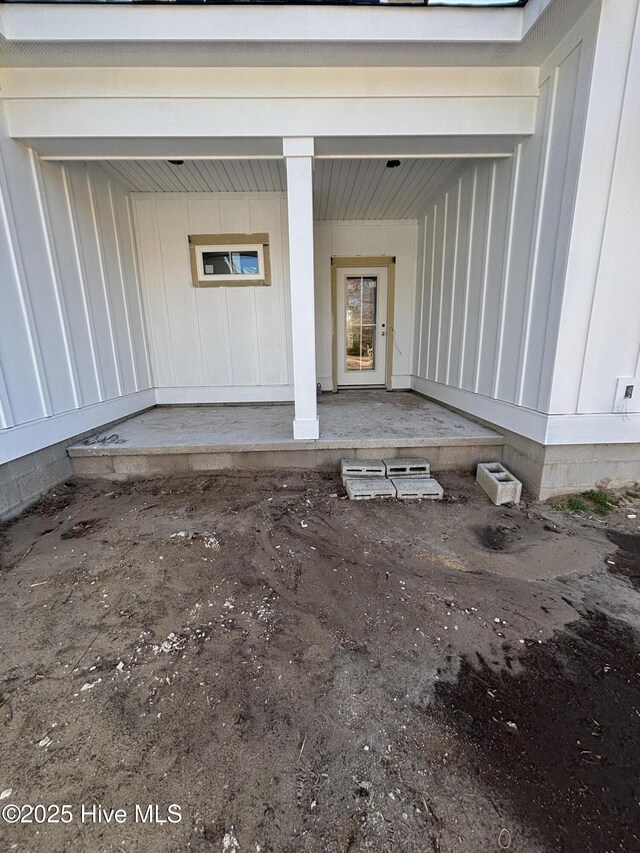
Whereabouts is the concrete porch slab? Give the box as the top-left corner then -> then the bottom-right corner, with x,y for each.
68,391 -> 505,478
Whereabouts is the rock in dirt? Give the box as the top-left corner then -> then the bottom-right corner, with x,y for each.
222,827 -> 240,851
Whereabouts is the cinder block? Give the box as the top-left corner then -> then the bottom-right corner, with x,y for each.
72,456 -> 116,476
341,458 -> 386,479
344,476 -> 396,501
189,452 -> 233,471
383,458 -> 430,477
391,477 -> 443,500
476,462 -> 522,505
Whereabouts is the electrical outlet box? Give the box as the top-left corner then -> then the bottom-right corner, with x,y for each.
614,377 -> 640,412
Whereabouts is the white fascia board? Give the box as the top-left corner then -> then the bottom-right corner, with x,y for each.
25,135 -> 525,162
0,4 -> 523,44
4,96 -> 537,141
0,67 -> 539,100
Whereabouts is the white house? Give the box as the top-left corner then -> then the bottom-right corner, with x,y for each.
0,0 -> 639,518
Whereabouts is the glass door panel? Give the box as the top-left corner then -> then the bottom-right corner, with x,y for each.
345,276 -> 378,372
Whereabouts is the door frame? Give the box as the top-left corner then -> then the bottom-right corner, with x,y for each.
330,256 -> 396,393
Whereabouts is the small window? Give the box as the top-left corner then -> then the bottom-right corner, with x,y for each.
189,233 -> 271,287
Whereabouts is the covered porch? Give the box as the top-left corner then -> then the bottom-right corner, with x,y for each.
68,391 -> 505,478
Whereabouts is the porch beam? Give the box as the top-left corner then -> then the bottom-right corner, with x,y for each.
284,136 -> 319,441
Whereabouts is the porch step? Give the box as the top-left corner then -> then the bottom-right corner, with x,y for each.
341,458 -> 386,479
383,457 -> 430,477
344,476 -> 397,501
391,476 -> 443,500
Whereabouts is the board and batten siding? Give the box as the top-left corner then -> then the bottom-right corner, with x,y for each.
314,220 -> 418,390
132,192 -> 293,403
412,3 -> 598,429
0,117 -> 153,465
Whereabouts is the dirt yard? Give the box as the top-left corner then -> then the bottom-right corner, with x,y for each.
0,470 -> 639,852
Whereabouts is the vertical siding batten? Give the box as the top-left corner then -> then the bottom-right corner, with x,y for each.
124,192 -> 153,389
445,178 -> 462,385
473,162 -> 496,394
0,164 -> 51,420
61,164 -> 104,400
457,165 -> 477,388
107,178 -> 139,392
516,67 -> 559,407
492,145 -> 521,399
29,150 -> 81,410
86,169 -> 123,396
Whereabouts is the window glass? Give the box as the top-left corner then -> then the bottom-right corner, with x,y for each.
202,250 -> 260,276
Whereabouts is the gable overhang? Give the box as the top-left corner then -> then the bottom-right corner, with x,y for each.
0,4 -> 526,45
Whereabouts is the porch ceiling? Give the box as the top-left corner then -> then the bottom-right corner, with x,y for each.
101,156 -> 472,220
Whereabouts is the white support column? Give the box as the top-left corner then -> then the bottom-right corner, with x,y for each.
284,137 -> 319,440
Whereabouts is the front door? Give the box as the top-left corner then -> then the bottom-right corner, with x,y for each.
336,267 -> 388,387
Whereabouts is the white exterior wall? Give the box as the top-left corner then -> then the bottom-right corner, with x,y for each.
132,192 -> 294,403
412,4 -> 599,444
314,220 -> 418,391
549,0 -> 640,419
0,114 -> 153,466
132,198 -> 418,401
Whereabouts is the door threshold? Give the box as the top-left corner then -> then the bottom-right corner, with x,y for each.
337,385 -> 388,391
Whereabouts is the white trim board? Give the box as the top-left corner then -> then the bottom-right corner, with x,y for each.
155,386 -> 294,405
0,388 -> 156,465
412,376 -> 640,446
412,376 -> 549,443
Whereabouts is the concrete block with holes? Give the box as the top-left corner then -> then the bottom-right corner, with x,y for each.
383,458 -> 431,477
344,476 -> 397,501
476,462 -> 522,505
341,458 -> 386,481
391,477 -> 443,500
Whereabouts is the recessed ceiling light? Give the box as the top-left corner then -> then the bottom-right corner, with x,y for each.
168,160 -> 184,166
386,159 -> 401,168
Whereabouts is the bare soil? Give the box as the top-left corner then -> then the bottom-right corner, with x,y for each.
1,470 -> 639,852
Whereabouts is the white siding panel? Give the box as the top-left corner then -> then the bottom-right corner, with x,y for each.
1,136 -> 76,416
476,156 -> 510,398
413,8 -> 597,416
156,199 -> 204,386
38,160 -> 102,407
133,199 -> 174,388
90,166 -> 138,395
186,197 -> 231,387
447,172 -> 473,387
219,197 -> 258,386
250,196 -> 289,386
66,166 -> 122,399
0,181 -> 47,424
0,121 -> 152,464
133,192 -> 293,396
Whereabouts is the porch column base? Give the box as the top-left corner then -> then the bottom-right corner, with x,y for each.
293,417 -> 320,441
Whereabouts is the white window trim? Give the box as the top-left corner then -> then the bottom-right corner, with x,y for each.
189,232 -> 271,288
195,243 -> 265,283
